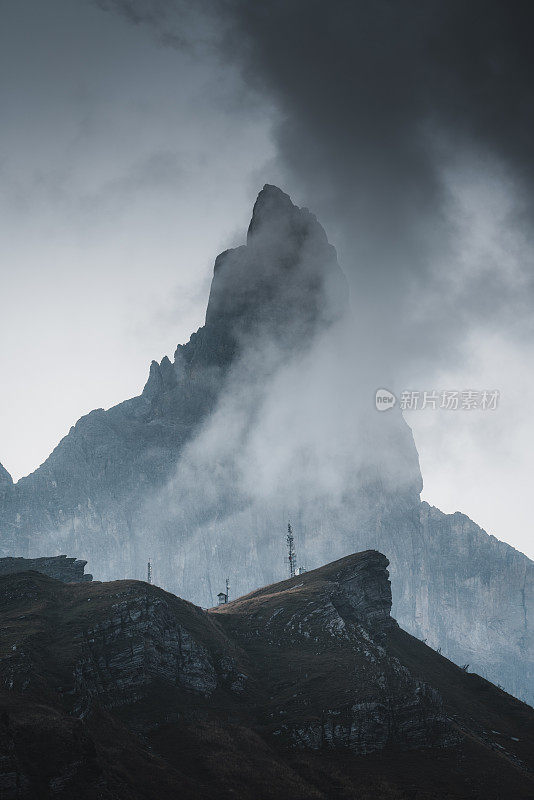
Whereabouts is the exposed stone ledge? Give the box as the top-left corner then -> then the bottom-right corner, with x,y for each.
0,555 -> 92,583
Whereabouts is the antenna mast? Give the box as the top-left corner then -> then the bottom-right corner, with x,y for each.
225,577 -> 230,603
147,558 -> 152,585
286,522 -> 296,578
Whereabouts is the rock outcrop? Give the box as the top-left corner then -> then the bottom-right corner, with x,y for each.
0,555 -> 532,799
0,185 -> 532,706
0,555 -> 92,583
0,463 -> 12,498
213,551 -> 452,754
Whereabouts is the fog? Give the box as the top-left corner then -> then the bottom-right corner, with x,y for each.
1,0 -> 533,557
133,192 -> 423,603
96,0 -> 534,559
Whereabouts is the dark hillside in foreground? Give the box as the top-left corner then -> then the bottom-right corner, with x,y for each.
0,551 -> 532,799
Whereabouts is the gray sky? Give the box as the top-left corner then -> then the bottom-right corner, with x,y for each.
1,0 -> 533,557
0,0 -> 275,476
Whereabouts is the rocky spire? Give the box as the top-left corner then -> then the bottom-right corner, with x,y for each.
142,185 -> 348,400
246,183 -> 300,241
198,185 -> 348,366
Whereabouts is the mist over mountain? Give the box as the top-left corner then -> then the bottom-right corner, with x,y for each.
88,0 -> 534,565
0,186 -> 532,706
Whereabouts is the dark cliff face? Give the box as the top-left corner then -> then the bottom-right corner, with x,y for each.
0,554 -> 532,800
0,185 -> 532,707
0,555 -> 91,583
411,502 -> 534,702
202,184 -> 347,361
146,183 -> 347,376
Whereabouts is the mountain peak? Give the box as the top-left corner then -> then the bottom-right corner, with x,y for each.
199,185 -> 347,366
246,184 -> 296,241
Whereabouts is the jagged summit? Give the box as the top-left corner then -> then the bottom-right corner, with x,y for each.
143,185 -> 347,383
202,183 -> 347,361
246,183 -> 314,241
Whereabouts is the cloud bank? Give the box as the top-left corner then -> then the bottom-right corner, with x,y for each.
72,2 -> 534,554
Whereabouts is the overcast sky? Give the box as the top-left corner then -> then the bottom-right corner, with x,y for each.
1,0 -> 533,557
0,0 -> 277,477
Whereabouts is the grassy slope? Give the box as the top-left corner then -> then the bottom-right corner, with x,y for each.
0,563 -> 532,799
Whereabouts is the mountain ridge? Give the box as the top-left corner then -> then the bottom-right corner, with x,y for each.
0,185 -> 532,706
0,550 -> 532,799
